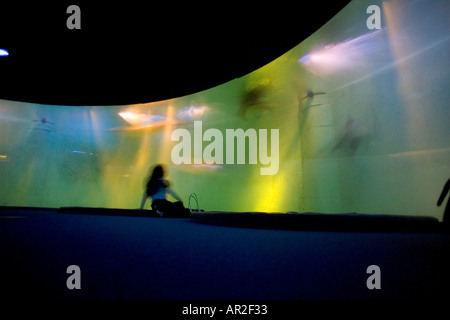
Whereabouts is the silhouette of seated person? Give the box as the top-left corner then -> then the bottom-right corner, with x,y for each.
437,177 -> 450,228
140,164 -> 188,217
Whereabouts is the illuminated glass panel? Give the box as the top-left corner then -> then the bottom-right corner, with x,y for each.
0,0 -> 448,221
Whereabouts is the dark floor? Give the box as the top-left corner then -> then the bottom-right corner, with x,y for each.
1,207 -> 449,301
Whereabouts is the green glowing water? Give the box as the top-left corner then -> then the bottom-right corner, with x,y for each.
0,0 -> 449,221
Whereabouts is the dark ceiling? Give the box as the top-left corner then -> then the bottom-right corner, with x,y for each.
0,1 -> 350,106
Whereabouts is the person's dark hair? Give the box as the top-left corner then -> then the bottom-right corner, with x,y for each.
146,164 -> 169,196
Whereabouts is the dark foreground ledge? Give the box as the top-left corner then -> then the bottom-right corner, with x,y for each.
190,211 -> 445,232
58,206 -> 160,217
1,206 -> 446,232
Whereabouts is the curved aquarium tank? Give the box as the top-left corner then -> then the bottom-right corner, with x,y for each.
0,0 -> 449,221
